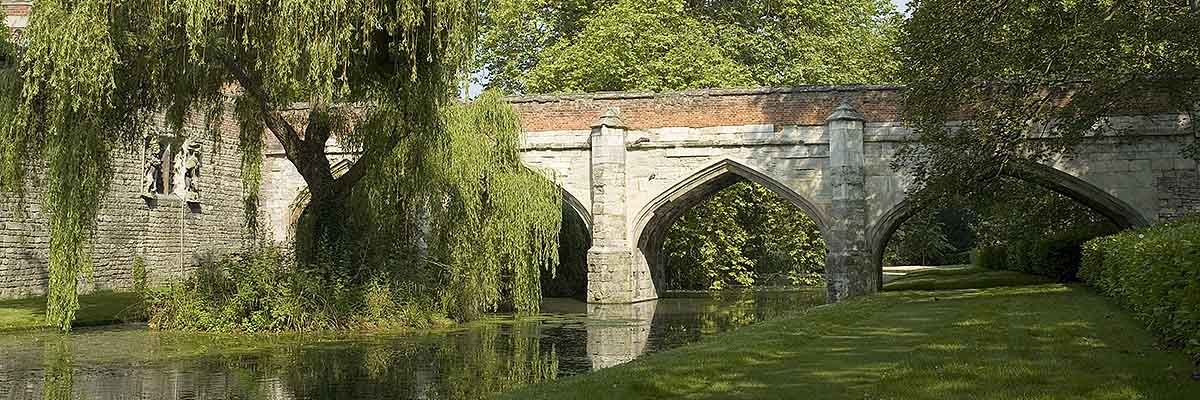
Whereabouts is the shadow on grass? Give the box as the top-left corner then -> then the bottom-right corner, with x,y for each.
0,291 -> 144,331
883,266 -> 1054,292
502,284 -> 1199,400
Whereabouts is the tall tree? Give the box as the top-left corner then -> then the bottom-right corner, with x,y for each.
896,0 -> 1200,205
479,0 -> 902,93
0,0 -> 560,330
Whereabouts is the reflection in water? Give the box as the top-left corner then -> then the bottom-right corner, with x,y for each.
42,337 -> 73,400
0,290 -> 821,399
587,301 -> 654,369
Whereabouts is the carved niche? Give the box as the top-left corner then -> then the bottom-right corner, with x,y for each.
140,130 -> 201,205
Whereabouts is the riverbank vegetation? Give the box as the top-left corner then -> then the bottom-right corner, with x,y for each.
502,270 -> 1199,399
143,92 -> 562,333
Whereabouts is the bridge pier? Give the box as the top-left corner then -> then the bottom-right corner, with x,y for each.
587,108 -> 640,303
825,102 -> 878,302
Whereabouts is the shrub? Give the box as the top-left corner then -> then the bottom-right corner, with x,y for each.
976,224 -> 1115,282
1080,216 -> 1200,364
146,246 -> 444,333
974,245 -> 1007,270
131,256 -> 147,295
944,250 -> 972,265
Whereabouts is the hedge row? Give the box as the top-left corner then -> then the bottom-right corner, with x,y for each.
974,226 -> 1113,282
1080,217 -> 1200,364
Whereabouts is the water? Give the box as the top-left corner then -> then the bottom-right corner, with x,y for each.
0,289 -> 823,400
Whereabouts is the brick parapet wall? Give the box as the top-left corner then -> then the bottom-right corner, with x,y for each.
509,86 -> 904,133
0,107 -> 251,299
3,1 -> 30,31
1,1 -> 31,16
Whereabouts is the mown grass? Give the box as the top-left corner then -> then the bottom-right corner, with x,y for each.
883,265 -> 1054,291
0,291 -> 143,331
503,270 -> 1199,399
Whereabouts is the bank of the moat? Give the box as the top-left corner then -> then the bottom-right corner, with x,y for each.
0,289 -> 822,399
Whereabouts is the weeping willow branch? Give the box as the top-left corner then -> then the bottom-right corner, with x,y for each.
3,0 -> 555,330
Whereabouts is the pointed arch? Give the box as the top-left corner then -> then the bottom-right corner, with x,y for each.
631,159 -> 830,296
867,161 -> 1152,289
633,159 -> 830,244
561,186 -> 592,233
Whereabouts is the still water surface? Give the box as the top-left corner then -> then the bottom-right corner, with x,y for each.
0,290 -> 822,400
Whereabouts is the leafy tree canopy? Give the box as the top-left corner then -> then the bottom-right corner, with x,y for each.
896,0 -> 1200,204
479,0 -> 903,93
665,182 -> 826,290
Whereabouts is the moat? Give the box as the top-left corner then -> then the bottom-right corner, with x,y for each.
0,289 -> 822,400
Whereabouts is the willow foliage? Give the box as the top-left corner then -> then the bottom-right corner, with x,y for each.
2,0 -> 558,330
2,0 -> 118,331
364,91 -> 561,320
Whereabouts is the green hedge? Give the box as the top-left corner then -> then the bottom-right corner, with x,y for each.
974,226 -> 1111,282
974,245 -> 1008,270
1080,217 -> 1200,364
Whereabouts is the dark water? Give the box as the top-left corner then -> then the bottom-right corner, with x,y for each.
0,290 -> 822,400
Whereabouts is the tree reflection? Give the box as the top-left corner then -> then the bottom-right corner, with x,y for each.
42,336 -> 74,400
436,321 -> 558,398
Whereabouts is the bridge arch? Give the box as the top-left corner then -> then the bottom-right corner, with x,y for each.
867,162 -> 1152,289
542,181 -> 595,299
631,159 -> 830,297
561,186 -> 592,233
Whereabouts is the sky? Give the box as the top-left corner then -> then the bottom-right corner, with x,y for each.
893,0 -> 911,15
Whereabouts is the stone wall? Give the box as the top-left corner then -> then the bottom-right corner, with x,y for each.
0,109 -> 252,298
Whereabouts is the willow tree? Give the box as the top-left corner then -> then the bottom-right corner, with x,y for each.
0,0 -> 560,330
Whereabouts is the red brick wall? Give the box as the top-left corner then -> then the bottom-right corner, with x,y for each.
2,2 -> 30,17
508,86 -> 904,133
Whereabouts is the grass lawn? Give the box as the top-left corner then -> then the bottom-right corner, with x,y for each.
503,270 -> 1199,399
883,266 -> 1055,291
0,291 -> 144,331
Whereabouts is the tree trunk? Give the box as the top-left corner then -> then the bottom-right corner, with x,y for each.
296,184 -> 352,268
220,54 -> 373,269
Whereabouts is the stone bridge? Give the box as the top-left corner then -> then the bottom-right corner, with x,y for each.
505,86 -> 1198,304
260,85 -> 1198,305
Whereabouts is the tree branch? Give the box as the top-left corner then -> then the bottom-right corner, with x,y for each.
219,53 -> 303,159
219,51 -> 335,189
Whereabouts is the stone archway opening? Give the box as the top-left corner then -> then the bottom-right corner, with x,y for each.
871,164 -> 1149,288
660,178 -> 828,291
541,190 -> 593,300
632,160 -> 831,298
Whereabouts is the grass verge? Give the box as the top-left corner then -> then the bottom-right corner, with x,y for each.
503,279 -> 1198,399
0,291 -> 143,331
883,266 -> 1053,291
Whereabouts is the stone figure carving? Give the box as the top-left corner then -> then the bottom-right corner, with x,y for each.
182,141 -> 201,203
141,135 -> 161,199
